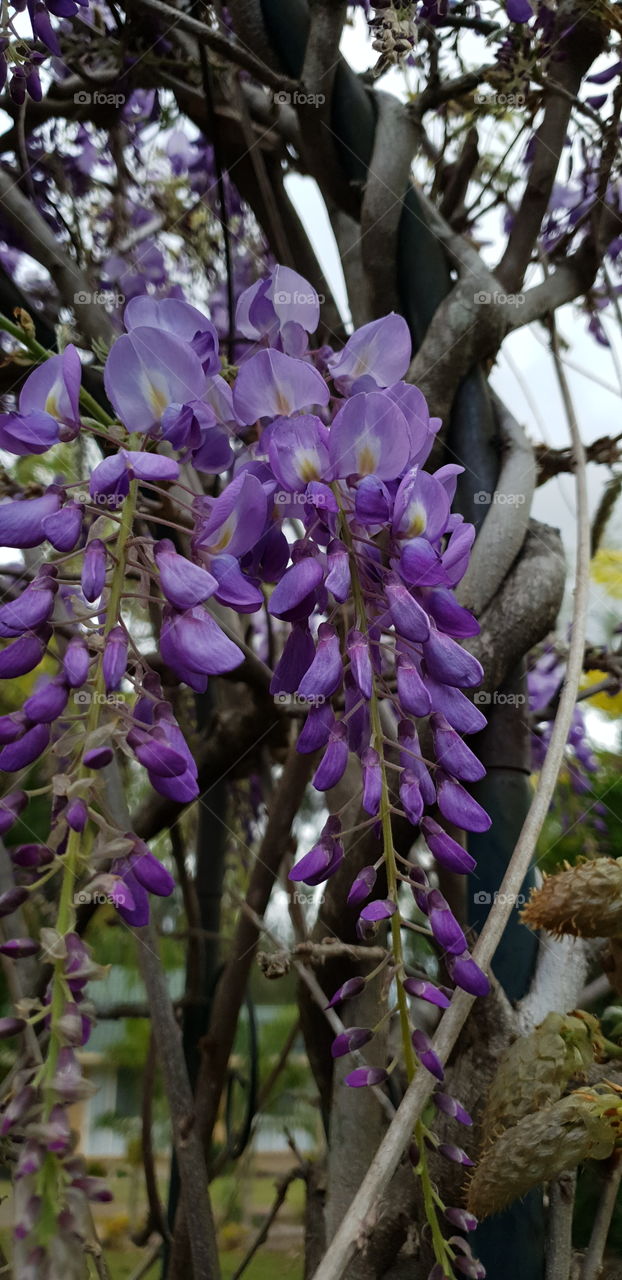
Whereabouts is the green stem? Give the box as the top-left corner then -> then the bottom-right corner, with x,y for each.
40,476 -> 138,1107
339,500 -> 455,1277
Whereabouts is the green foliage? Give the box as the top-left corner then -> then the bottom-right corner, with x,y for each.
536,750 -> 622,875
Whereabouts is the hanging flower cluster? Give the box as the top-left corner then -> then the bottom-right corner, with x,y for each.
528,646 -> 607,840
0,263 -> 490,1277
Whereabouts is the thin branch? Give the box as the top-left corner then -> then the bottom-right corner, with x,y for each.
581,1154 -> 622,1280
545,1170 -> 577,1280
230,1168 -> 305,1280
135,923 -> 221,1280
0,168 -> 112,347
309,262 -> 592,1280
234,891 -> 395,1123
126,0 -> 297,92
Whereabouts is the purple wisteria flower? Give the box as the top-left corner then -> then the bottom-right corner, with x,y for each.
0,264 -> 493,1276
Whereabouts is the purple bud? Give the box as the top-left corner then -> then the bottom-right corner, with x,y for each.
131,731 -> 187,777
14,1192 -> 40,1240
326,977 -> 366,1009
0,632 -> 48,679
0,791 -> 26,835
420,817 -> 476,875
437,1142 -> 474,1167
359,898 -> 396,922
428,1263 -> 451,1280
427,889 -> 467,955
347,629 -> 373,699
0,578 -> 55,638
434,1092 -> 472,1126
326,541 -> 350,602
73,1175 -> 113,1203
0,1017 -> 26,1038
397,658 -> 432,716
42,501 -> 83,552
409,866 -> 430,914
400,770 -> 423,824
51,1047 -> 87,1102
423,629 -> 483,689
455,1259 -> 485,1279
331,1027 -> 373,1058
408,1141 -> 420,1167
38,1104 -> 71,1153
23,676 -> 68,724
403,978 -> 450,1009
436,774 -> 491,834
66,799 -> 88,832
298,623 -> 342,699
445,1207 -> 478,1232
10,844 -> 53,868
289,817 -> 343,886
0,887 -> 28,918
16,1140 -> 43,1178
347,865 -> 377,906
1,1085 -> 35,1134
361,748 -> 382,816
82,538 -> 106,602
507,0 -> 533,21
446,951 -> 490,998
386,579 -> 430,642
296,701 -> 335,753
83,746 -> 114,769
129,845 -> 175,897
0,938 -> 39,958
57,1004 -> 86,1047
0,723 -> 49,772
102,625 -> 128,692
63,638 -> 90,688
270,624 -> 315,695
344,1067 -> 389,1088
431,713 -> 485,783
0,714 -> 25,744
313,724 -> 349,791
412,1029 -> 444,1081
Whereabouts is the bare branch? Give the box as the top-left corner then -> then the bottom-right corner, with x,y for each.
581,1155 -> 622,1280
546,1171 -> 577,1280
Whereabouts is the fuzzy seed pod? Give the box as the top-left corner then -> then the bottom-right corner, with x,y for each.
468,1090 -> 619,1219
483,1011 -> 603,1136
521,858 -> 622,938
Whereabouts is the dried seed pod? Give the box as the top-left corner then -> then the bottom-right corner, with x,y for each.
468,1090 -> 619,1219
521,858 -> 622,938
483,1011 -> 604,1136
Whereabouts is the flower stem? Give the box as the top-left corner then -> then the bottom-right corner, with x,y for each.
339,502 -> 455,1277
40,475 -> 138,1106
